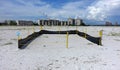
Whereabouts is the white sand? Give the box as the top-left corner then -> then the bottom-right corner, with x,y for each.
0,26 -> 120,70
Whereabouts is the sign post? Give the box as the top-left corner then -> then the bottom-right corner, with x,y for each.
16,31 -> 20,40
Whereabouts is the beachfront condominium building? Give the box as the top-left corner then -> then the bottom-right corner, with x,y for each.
38,19 -> 60,26
38,18 -> 84,26
16,20 -> 34,26
75,18 -> 83,26
68,18 -> 75,25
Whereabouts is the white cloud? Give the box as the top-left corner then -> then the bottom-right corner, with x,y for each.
0,0 -> 120,21
87,0 -> 120,21
0,0 -> 87,21
48,1 -> 87,19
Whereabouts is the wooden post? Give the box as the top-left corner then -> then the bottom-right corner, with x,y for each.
76,26 -> 78,34
28,29 -> 29,35
84,28 -> 87,38
99,30 -> 103,37
59,26 -> 60,34
40,25 -> 43,31
99,30 -> 103,45
66,32 -> 69,48
33,26 -> 35,33
76,25 -> 78,30
85,33 -> 86,38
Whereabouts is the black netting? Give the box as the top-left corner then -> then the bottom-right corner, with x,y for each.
18,30 -> 102,49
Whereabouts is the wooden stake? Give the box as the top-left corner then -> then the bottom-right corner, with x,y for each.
40,25 -> 43,31
76,26 -> 78,34
84,28 -> 87,38
66,32 -> 69,48
99,30 -> 103,45
99,30 -> 103,37
33,26 -> 35,33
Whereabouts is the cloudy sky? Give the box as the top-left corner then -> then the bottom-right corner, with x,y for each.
0,0 -> 120,24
